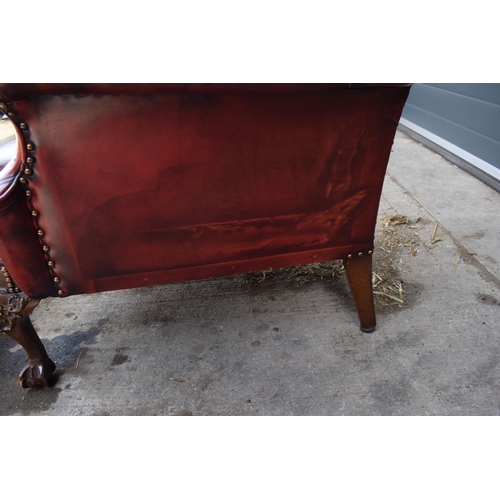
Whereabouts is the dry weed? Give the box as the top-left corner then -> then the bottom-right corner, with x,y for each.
243,213 -> 420,311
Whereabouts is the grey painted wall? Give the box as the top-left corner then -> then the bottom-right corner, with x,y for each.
400,84 -> 500,189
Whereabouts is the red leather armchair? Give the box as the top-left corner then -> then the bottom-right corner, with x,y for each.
0,83 -> 410,388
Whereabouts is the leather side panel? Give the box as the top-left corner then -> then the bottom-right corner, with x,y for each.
12,86 -> 410,296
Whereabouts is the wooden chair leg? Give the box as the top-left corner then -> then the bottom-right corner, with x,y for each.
343,253 -> 376,333
0,268 -> 55,388
3,308 -> 56,388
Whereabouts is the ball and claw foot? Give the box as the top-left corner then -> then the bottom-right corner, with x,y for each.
0,279 -> 56,388
19,357 -> 56,388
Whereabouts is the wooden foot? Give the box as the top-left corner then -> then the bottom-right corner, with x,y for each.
7,313 -> 56,388
343,253 -> 376,333
1,265 -> 55,388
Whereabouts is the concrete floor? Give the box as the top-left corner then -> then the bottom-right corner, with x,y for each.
1,130 -> 499,415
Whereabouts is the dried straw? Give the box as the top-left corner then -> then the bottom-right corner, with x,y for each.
243,213 -> 419,310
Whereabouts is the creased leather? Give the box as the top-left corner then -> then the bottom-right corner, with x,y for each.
0,84 -> 411,298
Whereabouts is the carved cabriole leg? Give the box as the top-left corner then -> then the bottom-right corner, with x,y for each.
343,252 -> 376,333
0,265 -> 55,388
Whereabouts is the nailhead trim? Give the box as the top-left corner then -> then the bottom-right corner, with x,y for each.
1,101 -> 66,297
0,266 -> 21,294
346,249 -> 373,259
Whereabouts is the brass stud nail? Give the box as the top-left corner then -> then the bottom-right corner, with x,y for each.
15,287 -> 20,292
19,122 -> 28,130
47,261 -> 55,267
368,250 -> 373,255
26,142 -> 35,151
26,156 -> 36,164
0,103 -> 7,111
3,273 -> 9,277
53,277 -> 60,283
57,290 -> 65,296
32,210 -> 38,217
37,229 -> 44,236
43,245 -> 50,252
347,254 -> 353,259
5,278 -> 12,283
358,252 -> 363,257
25,189 -> 32,197
7,111 -> 16,118
19,177 -> 28,184
8,288 -> 14,293
24,168 -> 33,176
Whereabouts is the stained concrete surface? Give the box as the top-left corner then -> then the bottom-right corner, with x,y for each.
1,130 -> 499,415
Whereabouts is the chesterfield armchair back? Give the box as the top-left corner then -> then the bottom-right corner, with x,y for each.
0,83 -> 410,388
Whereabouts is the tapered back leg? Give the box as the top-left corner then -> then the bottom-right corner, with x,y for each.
343,253 -> 376,332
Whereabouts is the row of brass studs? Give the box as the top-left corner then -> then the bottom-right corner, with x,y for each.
346,250 -> 373,259
0,102 -> 65,297
0,265 -> 21,294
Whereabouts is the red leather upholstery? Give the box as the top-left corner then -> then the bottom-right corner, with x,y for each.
0,84 -> 410,299
0,83 -> 410,101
